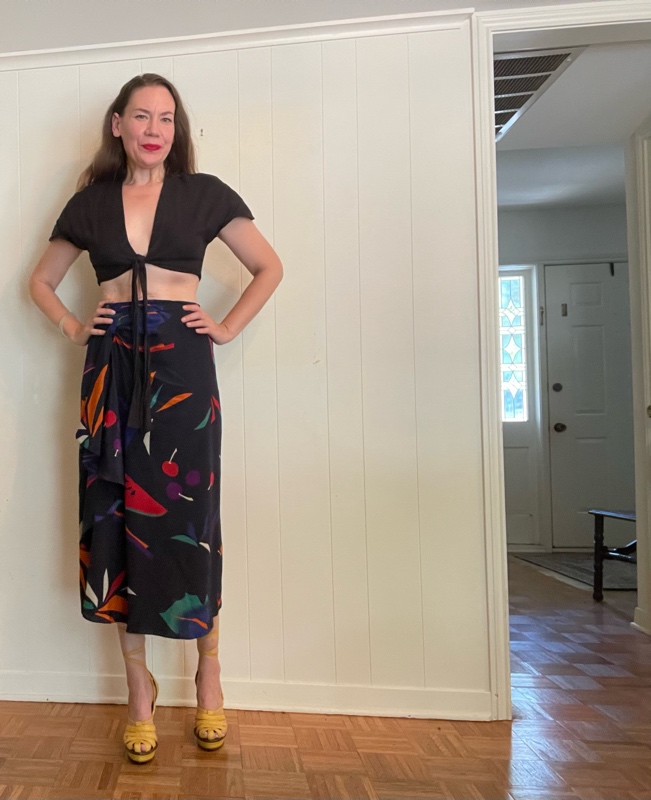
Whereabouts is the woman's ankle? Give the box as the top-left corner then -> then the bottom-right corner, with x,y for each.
196,658 -> 224,709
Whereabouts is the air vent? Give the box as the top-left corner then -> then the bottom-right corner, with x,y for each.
494,49 -> 582,142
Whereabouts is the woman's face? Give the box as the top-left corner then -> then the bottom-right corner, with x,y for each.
112,84 -> 176,173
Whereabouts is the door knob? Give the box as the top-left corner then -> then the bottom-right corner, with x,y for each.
553,422 -> 567,432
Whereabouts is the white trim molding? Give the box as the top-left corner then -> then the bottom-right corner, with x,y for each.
626,115 -> 651,636
472,7 -> 512,725
472,0 -> 651,719
0,671 -> 493,719
0,10 -> 472,71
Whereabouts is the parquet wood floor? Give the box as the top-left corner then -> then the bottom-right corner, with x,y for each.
1,556 -> 649,799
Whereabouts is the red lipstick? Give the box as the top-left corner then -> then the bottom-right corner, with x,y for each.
143,144 -> 161,151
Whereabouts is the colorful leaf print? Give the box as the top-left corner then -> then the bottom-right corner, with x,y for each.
100,595 -> 128,614
171,534 -> 198,546
160,593 -> 212,637
150,385 -> 163,408
126,526 -> 153,559
84,580 -> 99,607
195,408 -> 211,430
172,522 -> 200,547
158,392 -> 192,413
86,365 -> 108,435
105,569 -> 126,602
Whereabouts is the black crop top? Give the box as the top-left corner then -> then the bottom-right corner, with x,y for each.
49,171 -> 255,434
49,171 -> 254,282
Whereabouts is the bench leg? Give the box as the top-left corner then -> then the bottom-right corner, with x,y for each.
593,514 -> 604,601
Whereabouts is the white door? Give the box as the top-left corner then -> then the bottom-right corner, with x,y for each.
545,262 -> 636,548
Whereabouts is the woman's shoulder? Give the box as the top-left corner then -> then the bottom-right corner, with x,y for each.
71,179 -> 115,203
55,180 -> 104,216
171,172 -> 232,190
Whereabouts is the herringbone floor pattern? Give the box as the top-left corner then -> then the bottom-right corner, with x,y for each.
1,556 -> 650,799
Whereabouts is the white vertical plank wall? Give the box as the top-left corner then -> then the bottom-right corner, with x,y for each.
0,16 -> 494,718
408,28 -> 490,693
357,33 -> 424,690
322,39 -> 371,689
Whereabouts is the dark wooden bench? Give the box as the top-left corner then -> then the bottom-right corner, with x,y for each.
587,509 -> 637,601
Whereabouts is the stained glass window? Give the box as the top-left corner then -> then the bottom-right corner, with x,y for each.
499,276 -> 528,422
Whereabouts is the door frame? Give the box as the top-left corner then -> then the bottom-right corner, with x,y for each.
472,1 -> 651,720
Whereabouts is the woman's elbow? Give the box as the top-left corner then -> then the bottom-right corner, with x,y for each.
261,255 -> 283,286
28,273 -> 42,302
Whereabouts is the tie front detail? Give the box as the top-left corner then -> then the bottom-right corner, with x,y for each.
127,257 -> 153,435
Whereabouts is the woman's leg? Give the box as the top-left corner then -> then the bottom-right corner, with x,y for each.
197,616 -> 224,710
117,622 -> 156,754
195,614 -> 226,744
196,614 -> 225,712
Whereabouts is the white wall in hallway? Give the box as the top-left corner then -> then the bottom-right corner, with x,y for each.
498,204 -> 628,265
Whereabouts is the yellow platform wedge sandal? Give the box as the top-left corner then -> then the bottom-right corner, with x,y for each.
194,618 -> 227,751
193,671 -> 228,750
124,667 -> 159,764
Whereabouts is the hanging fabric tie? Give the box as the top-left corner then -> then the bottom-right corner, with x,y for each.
127,256 -> 153,434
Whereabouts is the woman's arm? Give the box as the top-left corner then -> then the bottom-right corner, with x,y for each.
182,218 -> 283,343
29,239 -> 113,344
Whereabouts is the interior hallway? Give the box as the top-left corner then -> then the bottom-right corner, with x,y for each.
0,559 -> 649,799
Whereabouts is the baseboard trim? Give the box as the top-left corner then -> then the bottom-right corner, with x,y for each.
0,672 -> 493,720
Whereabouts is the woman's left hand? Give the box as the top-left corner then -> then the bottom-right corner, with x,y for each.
181,304 -> 235,346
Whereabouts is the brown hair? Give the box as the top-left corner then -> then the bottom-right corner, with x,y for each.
77,73 -> 196,189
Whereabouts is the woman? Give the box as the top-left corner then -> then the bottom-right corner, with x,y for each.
28,73 -> 283,764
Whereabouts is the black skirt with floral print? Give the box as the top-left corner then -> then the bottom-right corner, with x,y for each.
77,300 -> 222,639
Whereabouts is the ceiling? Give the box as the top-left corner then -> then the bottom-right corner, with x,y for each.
496,39 -> 651,210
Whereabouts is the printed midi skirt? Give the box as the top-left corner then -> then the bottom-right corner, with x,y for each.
77,300 -> 223,639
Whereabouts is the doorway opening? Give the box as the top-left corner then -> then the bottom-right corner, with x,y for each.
474,7 -> 651,721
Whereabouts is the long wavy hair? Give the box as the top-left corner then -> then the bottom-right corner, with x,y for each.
77,73 -> 196,189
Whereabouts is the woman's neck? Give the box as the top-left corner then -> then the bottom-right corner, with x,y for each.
124,164 -> 166,186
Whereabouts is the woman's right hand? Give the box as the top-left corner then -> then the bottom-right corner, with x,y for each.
64,301 -> 116,346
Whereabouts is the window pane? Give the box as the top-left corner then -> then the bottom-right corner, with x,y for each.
499,276 -> 528,422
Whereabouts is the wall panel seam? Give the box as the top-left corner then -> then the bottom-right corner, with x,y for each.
235,47 -> 252,681
320,41 -> 338,685
270,44 -> 286,682
406,34 -> 427,690
353,37 -> 373,688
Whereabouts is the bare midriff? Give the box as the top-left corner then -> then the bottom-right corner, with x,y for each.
99,263 -> 200,303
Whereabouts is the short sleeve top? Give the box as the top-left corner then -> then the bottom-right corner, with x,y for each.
49,172 -> 254,284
